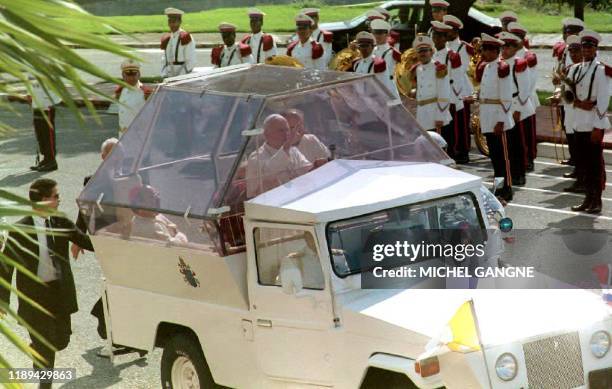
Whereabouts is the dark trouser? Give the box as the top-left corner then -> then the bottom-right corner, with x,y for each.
560,106 -> 577,162
441,104 -> 459,160
575,131 -> 606,204
28,281 -> 71,389
455,103 -> 471,162
33,108 -> 56,164
522,114 -> 537,162
485,132 -> 512,192
508,120 -> 528,181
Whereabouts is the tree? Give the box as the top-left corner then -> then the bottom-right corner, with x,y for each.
0,0 -> 133,383
574,0 -> 585,20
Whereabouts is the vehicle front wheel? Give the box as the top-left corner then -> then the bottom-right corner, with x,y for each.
161,333 -> 217,389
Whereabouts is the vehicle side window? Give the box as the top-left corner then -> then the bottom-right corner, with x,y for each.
254,227 -> 325,290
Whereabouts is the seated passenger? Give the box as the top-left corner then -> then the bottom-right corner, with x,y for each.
129,185 -> 188,244
282,109 -> 330,163
246,114 -> 313,198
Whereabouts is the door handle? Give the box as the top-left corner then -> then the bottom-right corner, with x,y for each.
257,319 -> 272,328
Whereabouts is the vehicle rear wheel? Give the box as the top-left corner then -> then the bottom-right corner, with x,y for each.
161,333 -> 216,389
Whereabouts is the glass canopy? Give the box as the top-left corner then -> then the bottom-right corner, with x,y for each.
77,64 -> 449,255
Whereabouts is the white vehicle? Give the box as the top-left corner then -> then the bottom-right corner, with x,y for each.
78,65 -> 612,388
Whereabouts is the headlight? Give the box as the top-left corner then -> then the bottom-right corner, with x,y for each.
495,353 -> 518,381
590,331 -> 611,358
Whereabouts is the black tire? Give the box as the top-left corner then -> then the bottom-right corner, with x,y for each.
160,333 -> 217,389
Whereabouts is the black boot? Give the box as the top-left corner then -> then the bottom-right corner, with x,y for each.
497,186 -> 513,202
585,195 -> 602,214
35,160 -> 58,172
571,195 -> 592,212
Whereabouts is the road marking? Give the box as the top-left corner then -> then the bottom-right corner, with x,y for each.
460,165 -> 612,188
482,180 -> 612,202
507,202 -> 612,221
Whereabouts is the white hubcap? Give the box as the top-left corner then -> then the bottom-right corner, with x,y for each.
171,356 -> 200,389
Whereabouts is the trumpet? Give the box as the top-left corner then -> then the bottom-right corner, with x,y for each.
550,67 -> 576,105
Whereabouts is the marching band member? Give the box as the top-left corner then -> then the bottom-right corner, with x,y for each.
287,14 -> 326,71
241,8 -> 277,63
211,23 -> 254,68
352,32 -> 397,96
444,14 -> 475,163
553,17 -> 585,166
498,11 -> 518,32
301,8 -> 334,66
500,31 -> 535,187
428,0 -> 449,36
116,60 -> 153,137
410,35 -> 452,135
371,19 -> 401,92
375,7 -> 391,21
160,8 -> 196,78
431,21 -> 465,163
569,30 -> 610,214
556,35 -> 584,192
508,22 -> 539,171
477,33 -> 514,201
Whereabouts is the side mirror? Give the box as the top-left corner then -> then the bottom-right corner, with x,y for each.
280,256 -> 303,295
492,177 -> 505,194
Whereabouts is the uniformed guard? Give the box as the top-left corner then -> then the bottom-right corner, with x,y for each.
241,8 -> 277,63
554,35 -> 584,192
498,11 -> 518,32
430,1 -> 449,22
552,17 -> 585,166
375,7 -> 391,21
116,60 -> 153,137
160,8 -> 196,78
301,8 -> 333,66
351,31 -> 396,96
569,30 -> 610,214
371,19 -> 401,93
508,22 -> 539,171
500,31 -> 535,186
287,14 -> 326,70
211,23 -> 254,68
431,21 -> 465,162
410,35 -> 452,135
477,33 -> 514,201
444,14 -> 475,163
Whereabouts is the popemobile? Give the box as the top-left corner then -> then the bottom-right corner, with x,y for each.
78,64 -> 612,388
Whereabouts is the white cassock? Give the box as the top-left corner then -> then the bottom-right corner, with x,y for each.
415,61 -> 452,130
479,60 -> 514,133
246,143 -> 311,198
572,60 -> 610,132
242,32 -> 277,63
161,29 -> 196,78
295,134 -> 330,162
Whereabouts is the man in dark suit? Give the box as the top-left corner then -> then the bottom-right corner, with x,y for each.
0,178 -> 93,388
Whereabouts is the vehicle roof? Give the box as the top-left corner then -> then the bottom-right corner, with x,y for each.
245,160 -> 481,224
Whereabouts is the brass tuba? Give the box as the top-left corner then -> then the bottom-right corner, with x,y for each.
394,48 -> 418,97
265,55 -> 304,68
329,47 -> 362,71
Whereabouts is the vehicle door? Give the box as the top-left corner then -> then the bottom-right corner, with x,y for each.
246,221 -> 336,385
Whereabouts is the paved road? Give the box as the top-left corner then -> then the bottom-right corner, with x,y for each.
78,47 -> 612,93
1,102 -> 612,387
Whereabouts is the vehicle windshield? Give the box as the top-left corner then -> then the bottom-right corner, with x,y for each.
326,193 -> 486,277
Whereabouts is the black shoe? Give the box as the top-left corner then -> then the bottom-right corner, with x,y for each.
563,183 -> 586,193
561,159 -> 574,166
497,187 -> 513,202
563,171 -> 577,179
513,176 -> 526,186
455,155 -> 470,164
36,161 -> 58,172
585,198 -> 602,214
526,161 -> 534,172
571,198 -> 591,212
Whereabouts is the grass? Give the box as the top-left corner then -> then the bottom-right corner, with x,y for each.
62,2 -> 612,35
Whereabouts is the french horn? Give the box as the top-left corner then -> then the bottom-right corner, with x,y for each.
394,48 -> 418,97
265,55 -> 304,68
329,47 -> 361,71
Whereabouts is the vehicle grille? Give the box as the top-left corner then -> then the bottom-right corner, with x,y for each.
522,332 -> 584,389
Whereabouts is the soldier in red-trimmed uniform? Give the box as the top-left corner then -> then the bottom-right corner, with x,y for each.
301,8 -> 334,66
351,32 -> 395,94
431,21 -> 465,162
116,60 -> 153,138
444,14 -> 475,164
570,30 -> 610,214
160,8 -> 196,78
287,14 -> 326,70
211,23 -> 254,68
371,19 -> 401,96
498,11 -> 518,32
241,8 -> 277,64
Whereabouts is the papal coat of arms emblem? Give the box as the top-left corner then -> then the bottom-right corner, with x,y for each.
178,256 -> 200,287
